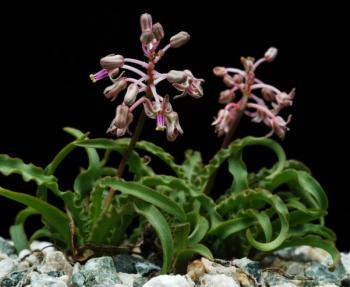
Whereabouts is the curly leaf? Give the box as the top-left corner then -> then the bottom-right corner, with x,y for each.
209,215 -> 256,239
134,201 -> 173,274
100,177 -> 186,221
0,154 -> 56,185
0,186 -> 70,247
264,169 -> 328,210
200,137 -> 286,191
187,213 -> 209,245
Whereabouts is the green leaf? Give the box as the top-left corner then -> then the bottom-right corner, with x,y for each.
187,213 -> 209,245
228,153 -> 248,193
181,150 -> 203,185
0,154 -> 56,185
0,186 -> 70,248
209,215 -> 256,239
100,177 -> 186,221
15,207 -> 39,225
10,224 -> 29,252
134,201 -> 173,274
199,137 -> 286,191
75,138 -> 154,177
264,169 -> 328,210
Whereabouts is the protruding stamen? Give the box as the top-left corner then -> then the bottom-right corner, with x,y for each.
90,69 -> 109,83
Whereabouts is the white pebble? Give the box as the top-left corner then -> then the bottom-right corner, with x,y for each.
143,275 -> 193,287
200,274 -> 239,287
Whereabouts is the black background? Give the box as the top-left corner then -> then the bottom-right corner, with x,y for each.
0,2 -> 349,250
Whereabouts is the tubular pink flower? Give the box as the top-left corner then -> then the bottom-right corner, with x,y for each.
213,48 -> 295,138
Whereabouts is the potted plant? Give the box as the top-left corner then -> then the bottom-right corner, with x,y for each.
0,12 -> 348,287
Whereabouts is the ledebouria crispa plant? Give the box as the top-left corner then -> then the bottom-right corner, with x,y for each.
212,47 -> 295,147
90,13 -> 203,141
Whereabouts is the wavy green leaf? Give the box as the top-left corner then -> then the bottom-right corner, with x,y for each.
134,201 -> 173,273
0,186 -> 70,247
0,154 -> 56,185
100,177 -> 186,221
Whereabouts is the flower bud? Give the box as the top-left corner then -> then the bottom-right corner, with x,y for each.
123,84 -> 139,106
232,74 -> 243,83
103,79 -> 127,101
140,30 -> 154,44
170,31 -> 190,48
223,75 -> 235,88
114,104 -> 130,129
152,23 -> 164,40
213,67 -> 227,77
100,54 -> 124,70
240,57 -> 254,72
108,68 -> 120,81
264,47 -> 278,62
167,70 -> 187,83
219,89 -> 235,104
261,88 -> 276,101
140,13 -> 153,32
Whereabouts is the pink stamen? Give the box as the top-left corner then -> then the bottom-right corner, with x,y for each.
156,113 -> 166,131
90,69 -> 109,83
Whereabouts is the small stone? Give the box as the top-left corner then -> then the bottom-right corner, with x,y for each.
143,275 -> 193,287
113,254 -> 145,274
47,271 -> 64,277
0,271 -> 28,287
30,241 -> 55,254
133,276 -> 147,287
342,253 -> 350,275
0,257 -> 16,279
0,238 -> 15,256
37,251 -> 72,276
187,260 -> 205,281
117,272 -> 142,287
18,249 -> 31,260
82,256 -> 121,287
305,262 -> 346,284
341,277 -> 350,287
200,274 -> 239,287
71,272 -> 85,287
135,262 -> 160,276
29,272 -> 68,287
232,258 -> 261,281
235,271 -> 251,287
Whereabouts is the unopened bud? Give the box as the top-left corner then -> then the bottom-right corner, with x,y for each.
264,47 -> 278,62
108,68 -> 120,81
223,75 -> 235,88
240,57 -> 254,71
213,67 -> 227,77
140,30 -> 154,44
167,70 -> 187,83
140,13 -> 153,32
233,74 -> 243,84
170,31 -> 190,48
261,88 -> 276,101
123,84 -> 139,106
114,104 -> 130,129
103,79 -> 127,101
219,89 -> 235,104
100,54 -> 124,70
152,23 -> 164,40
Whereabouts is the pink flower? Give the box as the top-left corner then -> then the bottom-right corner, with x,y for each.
213,47 -> 295,139
172,70 -> 204,99
107,104 -> 134,137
